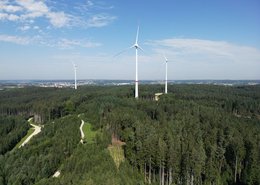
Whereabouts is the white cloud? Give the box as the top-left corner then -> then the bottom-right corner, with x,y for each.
0,34 -> 32,45
75,0 -> 113,13
47,12 -> 69,28
0,3 -> 23,12
0,12 -> 19,21
0,33 -> 101,49
8,13 -> 19,21
86,1 -> 94,7
0,13 -> 7,20
0,0 -> 116,28
0,0 -> 70,27
18,0 -> 70,27
16,0 -> 49,15
19,25 -> 30,31
86,14 -> 116,27
57,38 -> 102,49
148,38 -> 260,63
144,38 -> 260,79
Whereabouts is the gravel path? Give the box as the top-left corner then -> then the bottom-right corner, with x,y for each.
80,120 -> 85,143
19,121 -> 41,148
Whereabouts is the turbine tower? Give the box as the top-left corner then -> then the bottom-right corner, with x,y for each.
134,26 -> 141,98
73,63 -> 77,90
115,26 -> 144,99
164,55 -> 168,94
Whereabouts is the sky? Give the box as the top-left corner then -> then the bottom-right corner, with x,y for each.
0,0 -> 260,80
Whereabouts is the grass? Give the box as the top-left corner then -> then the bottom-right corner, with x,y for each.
14,117 -> 36,149
108,145 -> 125,169
82,122 -> 98,144
15,127 -> 35,149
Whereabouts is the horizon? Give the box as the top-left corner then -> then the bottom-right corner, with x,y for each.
1,0 -> 260,80
1,79 -> 260,82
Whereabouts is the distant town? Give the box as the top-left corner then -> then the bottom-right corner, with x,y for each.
0,79 -> 259,91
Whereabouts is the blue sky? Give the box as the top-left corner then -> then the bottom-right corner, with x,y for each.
0,0 -> 260,80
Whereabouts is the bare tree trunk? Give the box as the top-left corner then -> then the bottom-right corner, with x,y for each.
234,155 -> 238,183
191,172 -> 194,185
160,161 -> 162,185
169,167 -> 172,185
186,170 -> 190,185
165,168 -> 168,185
162,165 -> 165,185
153,168 -> 156,183
239,161 -> 242,181
149,157 -> 151,184
144,163 -> 147,183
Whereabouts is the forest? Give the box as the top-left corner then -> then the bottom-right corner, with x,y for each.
0,84 -> 259,185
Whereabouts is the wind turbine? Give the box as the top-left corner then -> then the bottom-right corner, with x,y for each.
115,26 -> 144,99
164,55 -> 168,94
72,62 -> 77,90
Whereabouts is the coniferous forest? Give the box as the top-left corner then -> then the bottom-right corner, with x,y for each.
0,84 -> 259,185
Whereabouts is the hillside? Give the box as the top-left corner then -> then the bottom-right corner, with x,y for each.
0,84 -> 259,185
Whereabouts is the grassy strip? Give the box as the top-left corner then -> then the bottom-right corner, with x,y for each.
14,118 -> 36,149
108,145 -> 125,169
15,127 -> 35,148
82,122 -> 97,144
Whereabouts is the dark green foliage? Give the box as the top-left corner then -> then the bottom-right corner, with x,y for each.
0,115 -> 80,185
0,116 -> 29,154
37,144 -> 143,185
0,85 -> 259,185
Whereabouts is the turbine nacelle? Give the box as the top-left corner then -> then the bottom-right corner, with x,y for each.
72,61 -> 77,69
133,44 -> 139,48
132,44 -> 144,52
164,55 -> 168,63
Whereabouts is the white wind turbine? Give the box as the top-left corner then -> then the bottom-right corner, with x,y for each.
72,62 -> 77,90
164,55 -> 168,94
115,26 -> 144,99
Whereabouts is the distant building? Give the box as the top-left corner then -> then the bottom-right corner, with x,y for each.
155,93 -> 163,101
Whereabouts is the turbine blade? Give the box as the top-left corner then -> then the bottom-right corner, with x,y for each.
135,26 -> 139,44
164,55 -> 168,62
114,46 -> 134,57
71,61 -> 77,68
138,46 -> 145,52
163,53 -> 168,62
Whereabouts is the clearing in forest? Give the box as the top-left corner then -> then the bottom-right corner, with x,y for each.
108,135 -> 125,169
82,121 -> 98,144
